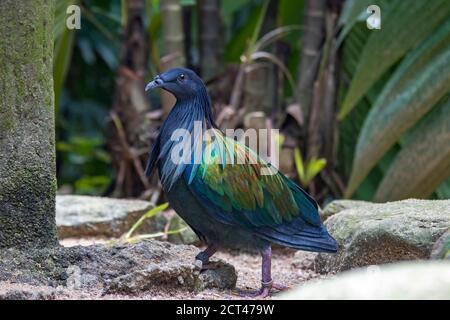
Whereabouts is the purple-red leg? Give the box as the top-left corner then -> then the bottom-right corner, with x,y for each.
239,245 -> 290,298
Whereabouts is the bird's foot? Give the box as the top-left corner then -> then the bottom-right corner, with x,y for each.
194,246 -> 221,272
272,282 -> 290,291
236,281 -> 290,299
194,259 -> 220,272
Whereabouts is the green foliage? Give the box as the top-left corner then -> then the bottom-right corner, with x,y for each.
54,25 -> 76,107
294,149 -> 327,188
374,97 -> 450,201
224,2 -> 263,62
336,0 -> 386,47
57,136 -> 112,195
339,1 -> 450,201
123,203 -> 187,243
51,0 -> 450,202
54,0 -> 79,107
344,18 -> 450,197
339,0 -> 450,119
54,0 -> 121,196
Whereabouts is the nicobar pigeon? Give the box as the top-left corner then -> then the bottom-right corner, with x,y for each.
144,68 -> 337,297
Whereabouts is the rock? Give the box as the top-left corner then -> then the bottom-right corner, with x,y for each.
56,195 -> 198,244
292,251 -> 317,270
320,200 -> 372,221
56,195 -> 154,238
0,240 -> 236,295
0,287 -> 58,300
197,262 -> 238,291
281,261 -> 450,299
106,260 -> 236,294
316,199 -> 450,273
0,282 -> 82,300
430,230 -> 450,260
66,265 -> 82,290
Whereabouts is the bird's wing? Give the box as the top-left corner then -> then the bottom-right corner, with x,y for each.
183,129 -> 322,229
144,133 -> 160,177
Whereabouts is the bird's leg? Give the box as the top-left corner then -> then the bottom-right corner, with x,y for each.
257,245 -> 273,298
239,245 -> 290,298
194,243 -> 218,271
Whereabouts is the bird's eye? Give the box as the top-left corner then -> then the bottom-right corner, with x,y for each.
178,74 -> 186,82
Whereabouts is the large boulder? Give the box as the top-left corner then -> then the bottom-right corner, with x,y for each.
320,200 -> 372,221
281,261 -> 450,299
56,195 -> 198,244
316,199 -> 450,273
0,240 -> 236,295
56,195 -> 153,238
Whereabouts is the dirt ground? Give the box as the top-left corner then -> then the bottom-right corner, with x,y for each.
0,238 -> 326,300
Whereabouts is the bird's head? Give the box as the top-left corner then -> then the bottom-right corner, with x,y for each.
145,68 -> 206,100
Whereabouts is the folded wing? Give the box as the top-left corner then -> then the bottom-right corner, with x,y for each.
183,130 -> 337,253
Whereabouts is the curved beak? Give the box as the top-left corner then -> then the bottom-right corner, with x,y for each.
145,75 -> 164,91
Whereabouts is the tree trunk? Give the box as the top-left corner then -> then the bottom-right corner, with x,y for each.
0,0 -> 58,248
198,0 -> 223,80
297,0 -> 326,122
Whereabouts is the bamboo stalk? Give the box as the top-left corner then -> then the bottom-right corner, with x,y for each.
160,0 -> 186,114
198,0 -> 223,80
297,0 -> 326,122
306,7 -> 342,198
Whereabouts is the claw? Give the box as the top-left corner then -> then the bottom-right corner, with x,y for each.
236,282 -> 289,299
194,259 -> 220,273
237,287 -> 271,299
272,282 -> 290,291
194,259 -> 203,271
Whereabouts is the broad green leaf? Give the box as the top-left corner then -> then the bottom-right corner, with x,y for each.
305,158 -> 327,185
336,0 -> 386,47
339,0 -> 450,119
338,0 -> 372,26
221,0 -> 252,34
345,21 -> 450,197
247,0 -> 270,55
221,0 -> 250,19
54,0 -> 74,39
180,0 -> 196,6
74,175 -> 111,195
277,0 -> 304,27
54,27 -> 76,108
374,98 -> 450,202
338,25 -> 392,184
224,5 -> 261,62
294,149 -> 326,187
294,148 -> 305,181
121,0 -> 127,27
341,24 -> 369,76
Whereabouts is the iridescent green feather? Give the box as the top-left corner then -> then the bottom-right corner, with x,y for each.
193,129 -> 302,226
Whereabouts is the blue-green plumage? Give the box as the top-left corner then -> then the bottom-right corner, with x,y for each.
145,68 -> 337,296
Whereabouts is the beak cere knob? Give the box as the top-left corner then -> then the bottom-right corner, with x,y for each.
145,75 -> 164,91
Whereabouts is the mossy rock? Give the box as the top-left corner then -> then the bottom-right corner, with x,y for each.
0,240 -> 236,294
320,200 -> 372,221
316,199 -> 450,273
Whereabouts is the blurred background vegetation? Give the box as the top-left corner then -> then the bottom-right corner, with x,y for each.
54,0 -> 450,205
